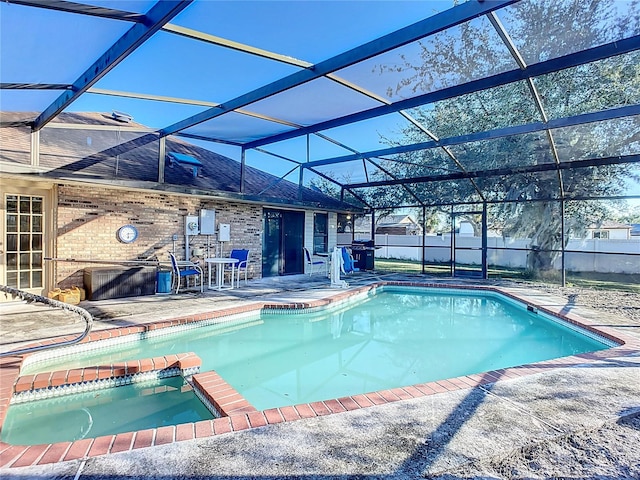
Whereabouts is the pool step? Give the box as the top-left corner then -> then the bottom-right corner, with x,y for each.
11,352 -> 202,403
191,370 -> 257,417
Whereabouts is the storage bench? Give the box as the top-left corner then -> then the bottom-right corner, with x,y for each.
83,266 -> 156,300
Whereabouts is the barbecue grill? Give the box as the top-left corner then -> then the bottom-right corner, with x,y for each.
350,240 -> 376,270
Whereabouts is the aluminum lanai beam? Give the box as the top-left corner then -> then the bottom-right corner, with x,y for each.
254,139 -> 367,204
301,104 -> 640,169
1,83 -> 72,90
366,155 -> 460,174
6,0 -> 145,22
343,154 -> 640,189
257,164 -> 301,196
87,87 -> 221,107
245,34 -> 640,149
302,166 -> 372,208
31,0 -> 193,131
161,23 -> 312,68
252,147 -> 302,165
87,87 -> 303,127
392,194 -> 640,210
175,132 -> 244,147
366,158 -> 424,206
160,0 -> 519,137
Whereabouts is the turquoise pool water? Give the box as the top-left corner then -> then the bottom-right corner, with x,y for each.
5,287 -> 611,444
1,376 -> 213,446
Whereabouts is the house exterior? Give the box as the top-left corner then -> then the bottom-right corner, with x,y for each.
348,214 -> 422,236
0,112 -> 358,297
586,221 -> 632,240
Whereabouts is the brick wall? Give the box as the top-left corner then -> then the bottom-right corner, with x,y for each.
55,184 -> 262,288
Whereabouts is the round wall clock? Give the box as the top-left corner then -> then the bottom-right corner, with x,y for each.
117,224 -> 139,243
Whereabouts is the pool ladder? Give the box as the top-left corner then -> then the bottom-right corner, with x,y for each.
0,285 -> 93,358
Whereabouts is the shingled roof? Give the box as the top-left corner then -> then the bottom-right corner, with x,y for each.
0,112 -> 354,211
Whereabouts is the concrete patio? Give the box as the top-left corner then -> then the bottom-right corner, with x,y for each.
1,273 -> 639,478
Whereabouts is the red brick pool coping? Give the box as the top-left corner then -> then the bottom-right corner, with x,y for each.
1,281 -> 638,469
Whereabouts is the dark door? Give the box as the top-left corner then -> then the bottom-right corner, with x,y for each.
262,209 -> 304,276
282,210 -> 304,274
262,210 -> 282,277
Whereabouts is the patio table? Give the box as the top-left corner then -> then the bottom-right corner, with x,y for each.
205,257 -> 238,290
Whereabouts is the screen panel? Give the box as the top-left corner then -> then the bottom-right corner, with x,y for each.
534,51 -> 640,120
335,14 -> 518,102
68,93 -> 210,130
495,0 -> 639,66
552,115 -> 640,163
0,2 -> 132,84
40,126 -> 159,182
447,130 -> 555,172
405,80 -> 541,140
0,90 -> 62,115
182,112 -> 297,144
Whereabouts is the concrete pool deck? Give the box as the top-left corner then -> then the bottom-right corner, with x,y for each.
1,273 -> 639,478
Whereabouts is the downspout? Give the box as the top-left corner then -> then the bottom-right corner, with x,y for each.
158,136 -> 166,183
450,205 -> 455,277
561,198 -> 566,287
370,210 -> 376,243
240,147 -> 246,194
422,205 -> 426,274
482,202 -> 488,279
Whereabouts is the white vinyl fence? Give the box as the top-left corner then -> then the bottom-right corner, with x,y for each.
337,233 -> 640,274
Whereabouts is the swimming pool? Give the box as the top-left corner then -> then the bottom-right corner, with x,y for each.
2,285 -> 617,445
2,376 -> 213,446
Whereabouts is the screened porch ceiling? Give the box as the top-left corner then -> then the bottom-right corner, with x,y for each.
1,0 -> 639,210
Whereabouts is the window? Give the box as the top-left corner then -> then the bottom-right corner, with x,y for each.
313,213 -> 328,254
5,194 -> 44,289
592,230 -> 609,239
337,213 -> 352,233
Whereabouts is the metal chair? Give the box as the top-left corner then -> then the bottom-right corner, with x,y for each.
304,247 -> 327,276
226,249 -> 249,287
169,253 -> 203,294
340,247 -> 360,274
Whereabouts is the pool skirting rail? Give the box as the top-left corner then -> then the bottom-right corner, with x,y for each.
0,285 -> 93,358
10,353 -> 202,404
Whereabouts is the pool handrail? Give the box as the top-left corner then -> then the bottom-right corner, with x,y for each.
0,285 -> 93,358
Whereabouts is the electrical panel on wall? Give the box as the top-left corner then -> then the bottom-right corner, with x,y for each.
200,209 -> 216,235
219,223 -> 230,242
185,215 -> 200,235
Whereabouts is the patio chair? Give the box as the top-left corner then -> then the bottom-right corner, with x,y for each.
169,253 -> 203,294
305,247 -> 327,276
225,249 -> 249,287
340,247 -> 360,274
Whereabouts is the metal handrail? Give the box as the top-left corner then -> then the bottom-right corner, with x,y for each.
0,285 -> 93,358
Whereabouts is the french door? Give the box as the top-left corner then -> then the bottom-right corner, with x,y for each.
2,186 -> 52,295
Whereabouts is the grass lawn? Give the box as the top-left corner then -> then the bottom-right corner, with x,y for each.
373,258 -> 640,293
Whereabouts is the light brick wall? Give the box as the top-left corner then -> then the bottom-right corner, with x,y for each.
55,184 -> 262,288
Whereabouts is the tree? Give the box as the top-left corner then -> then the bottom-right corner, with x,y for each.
369,0 -> 640,276
614,204 -> 640,224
